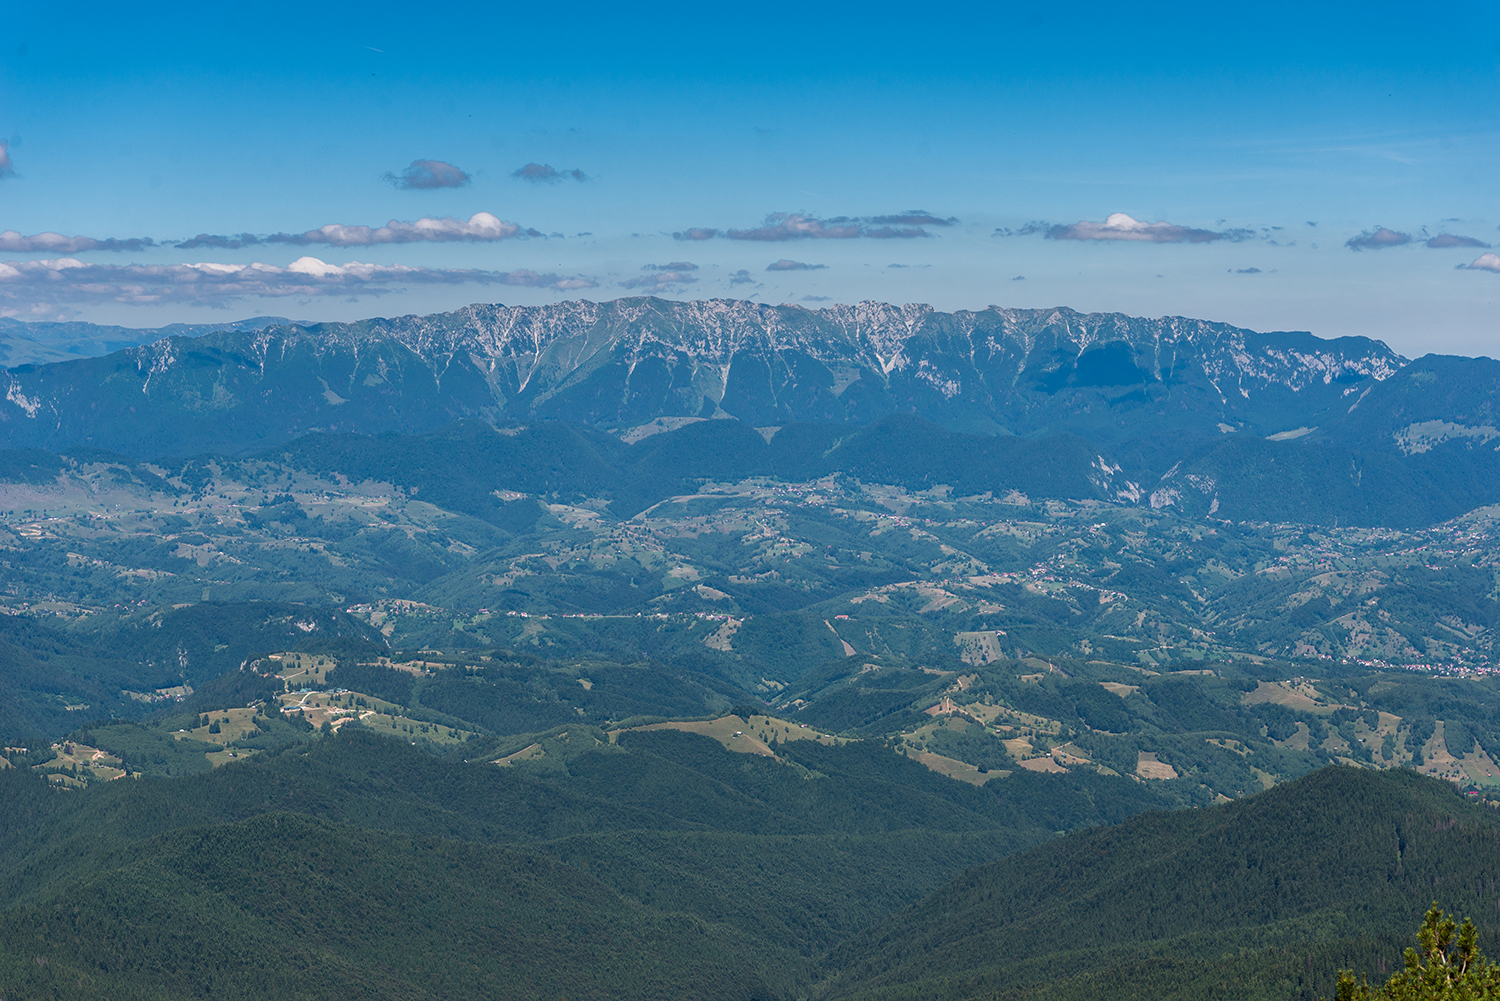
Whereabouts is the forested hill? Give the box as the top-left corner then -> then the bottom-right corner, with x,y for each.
0,725 -> 1166,1001
823,766 -> 1500,1001
0,743 -> 1492,1001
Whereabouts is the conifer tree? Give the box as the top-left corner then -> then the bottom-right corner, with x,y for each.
1336,904 -> 1500,1000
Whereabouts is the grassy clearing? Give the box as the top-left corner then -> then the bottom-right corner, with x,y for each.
1241,680 -> 1340,714
32,742 -> 128,785
496,742 -> 547,765
907,749 -> 1005,785
490,726 -> 612,769
204,748 -> 259,768
634,711 -> 1030,787
1053,742 -> 1097,766
985,706 -> 1067,735
954,630 -> 1005,666
269,652 -> 338,687
1411,720 -> 1500,786
178,707 -> 263,746
276,690 -> 475,746
1135,751 -> 1179,780
620,715 -> 841,759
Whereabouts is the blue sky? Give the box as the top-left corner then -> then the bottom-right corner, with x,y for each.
1,1 -> 1497,357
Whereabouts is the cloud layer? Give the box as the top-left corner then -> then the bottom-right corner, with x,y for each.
0,257 -> 595,312
766,259 -> 825,271
177,213 -> 537,249
384,159 -> 471,190
675,210 -> 953,242
866,212 -> 957,227
1427,233 -> 1490,249
175,233 -> 264,250
1345,227 -> 1412,251
0,142 -> 14,180
0,231 -> 156,253
1464,253 -> 1500,273
512,163 -> 588,183
1046,213 -> 1250,243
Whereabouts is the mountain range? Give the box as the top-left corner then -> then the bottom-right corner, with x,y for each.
2,297 -> 1496,527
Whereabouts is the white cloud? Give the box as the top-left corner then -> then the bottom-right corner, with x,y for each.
1463,253 -> 1500,273
0,142 -> 13,180
0,257 -> 597,313
175,213 -> 541,249
1047,213 -> 1249,243
268,213 -> 537,247
285,256 -> 347,277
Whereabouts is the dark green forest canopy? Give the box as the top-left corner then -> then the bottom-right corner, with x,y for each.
1,737 -> 1495,1001
821,767 -> 1500,998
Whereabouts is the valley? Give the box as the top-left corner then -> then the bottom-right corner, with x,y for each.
0,304 -> 1498,1001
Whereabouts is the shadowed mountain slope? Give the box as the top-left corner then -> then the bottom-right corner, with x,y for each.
821,766 -> 1500,1001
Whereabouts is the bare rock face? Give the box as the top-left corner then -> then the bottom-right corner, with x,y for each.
0,297 -> 1404,466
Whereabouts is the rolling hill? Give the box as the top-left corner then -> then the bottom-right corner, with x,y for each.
822,766 -> 1500,1001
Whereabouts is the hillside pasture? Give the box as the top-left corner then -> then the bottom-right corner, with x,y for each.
496,742 -> 547,766
32,742 -> 127,785
1414,720 -> 1500,786
1135,751 -> 1179,780
179,707 -> 263,746
1241,680 -> 1340,714
204,747 -> 259,768
620,714 -> 839,759
270,652 -> 338,688
279,690 -> 475,746
909,749 -> 1005,785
